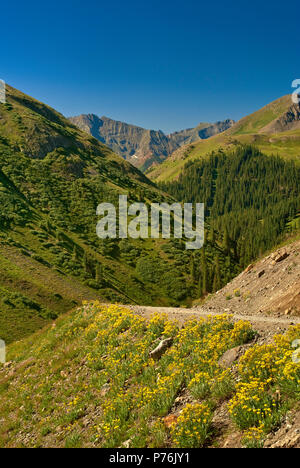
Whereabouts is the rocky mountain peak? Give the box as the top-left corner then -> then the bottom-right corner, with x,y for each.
69,114 -> 234,171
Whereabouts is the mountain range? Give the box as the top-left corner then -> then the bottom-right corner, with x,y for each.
69,114 -> 234,171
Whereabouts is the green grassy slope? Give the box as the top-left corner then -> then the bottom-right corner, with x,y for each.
148,95 -> 300,183
0,241 -> 100,344
159,145 -> 300,271
231,95 -> 293,135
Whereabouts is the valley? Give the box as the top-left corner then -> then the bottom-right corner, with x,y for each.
1,0 -> 299,452
0,85 -> 238,343
0,85 -> 299,450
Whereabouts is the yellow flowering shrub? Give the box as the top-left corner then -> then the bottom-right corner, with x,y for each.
171,403 -> 213,448
188,369 -> 235,400
228,379 -> 276,430
188,371 -> 211,399
80,306 -> 256,446
2,302 -> 298,449
228,324 -> 300,444
241,424 -> 265,448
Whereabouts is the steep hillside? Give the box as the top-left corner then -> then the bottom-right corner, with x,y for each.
159,145 -> 300,277
0,299 -> 299,448
199,238 -> 300,319
0,85 -> 236,343
0,238 -> 299,448
69,114 -> 234,171
148,95 -> 300,182
231,95 -> 300,135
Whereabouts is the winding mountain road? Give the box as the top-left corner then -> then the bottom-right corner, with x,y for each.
124,240 -> 300,339
127,305 -> 300,339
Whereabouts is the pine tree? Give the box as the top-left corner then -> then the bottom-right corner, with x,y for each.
190,254 -> 196,284
223,225 -> 230,253
56,230 -> 63,241
212,255 -> 221,292
73,245 -> 79,261
197,271 -> 203,297
96,264 -> 103,285
209,227 -> 215,244
201,248 -> 208,295
83,252 -> 91,275
46,219 -> 52,233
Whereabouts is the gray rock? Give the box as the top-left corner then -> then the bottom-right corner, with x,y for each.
150,338 -> 173,360
218,346 -> 241,368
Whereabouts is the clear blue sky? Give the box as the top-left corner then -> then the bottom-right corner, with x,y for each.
1,0 -> 299,133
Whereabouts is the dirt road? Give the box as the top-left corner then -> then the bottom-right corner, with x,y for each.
127,305 -> 300,340
126,240 -> 300,339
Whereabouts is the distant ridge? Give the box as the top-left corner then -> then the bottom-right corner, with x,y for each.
148,94 -> 300,182
69,114 -> 234,171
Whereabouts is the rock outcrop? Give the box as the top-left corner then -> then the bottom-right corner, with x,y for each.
150,338 -> 173,360
69,114 -> 234,170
